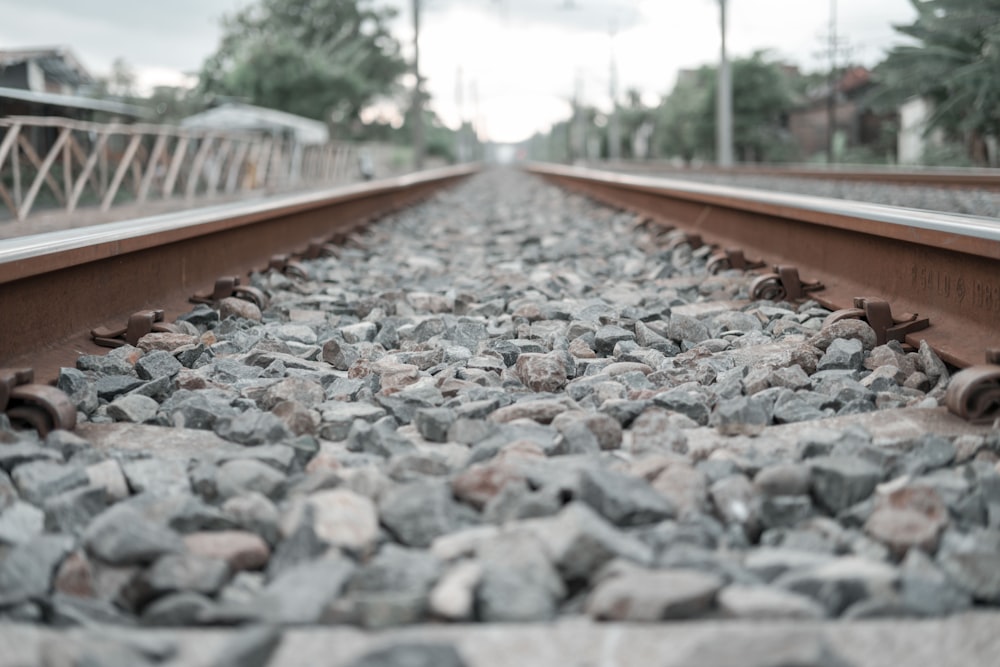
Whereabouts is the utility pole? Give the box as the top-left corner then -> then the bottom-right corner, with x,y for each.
411,0 -> 425,169
716,0 -> 734,167
826,0 -> 838,163
608,20 -> 621,161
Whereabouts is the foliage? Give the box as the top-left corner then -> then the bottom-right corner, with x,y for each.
654,52 -> 796,163
198,0 -> 408,127
874,0 -> 1000,144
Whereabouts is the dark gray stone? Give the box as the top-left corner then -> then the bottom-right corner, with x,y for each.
43,485 -> 109,536
0,442 -> 62,473
379,480 -> 467,548
652,389 -> 710,425
135,350 -> 183,380
414,407 -> 456,443
56,367 -> 99,414
82,504 -> 183,565
215,410 -> 293,446
95,375 -> 146,401
258,555 -> 356,624
809,457 -> 881,514
216,459 -> 286,500
578,466 -> 676,527
0,534 -> 73,605
347,419 -> 417,458
594,324 -> 635,356
141,591 -> 215,626
11,460 -> 88,505
774,556 -> 899,616
817,338 -> 865,371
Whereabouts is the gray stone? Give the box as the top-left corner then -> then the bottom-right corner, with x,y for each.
414,407 -> 456,443
320,401 -> 387,440
774,556 -> 899,616
11,460 -> 88,505
258,555 -> 356,624
578,466 -> 676,526
666,314 -> 709,344
523,503 -> 653,581
141,591 -> 215,626
0,442 -> 62,473
43,485 -> 109,536
710,395 -> 770,436
754,463 -> 811,497
586,562 -> 723,620
817,337 -> 865,371
594,324 -> 635,356
216,459 -> 286,500
0,534 -> 73,605
0,501 -> 44,545
82,504 -> 183,565
717,584 -> 826,619
936,528 -> 1000,602
899,548 -> 972,616
121,458 -> 190,494
809,457 -> 881,514
380,480 -> 468,548
652,389 -> 710,425
223,492 -> 281,545
56,367 -> 99,414
95,375 -> 146,401
130,552 -> 231,607
347,419 -> 417,458
215,410 -> 293,446
135,350 -> 183,380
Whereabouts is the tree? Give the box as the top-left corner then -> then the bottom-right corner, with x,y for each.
654,53 -> 795,163
198,0 -> 409,128
874,0 -> 1000,162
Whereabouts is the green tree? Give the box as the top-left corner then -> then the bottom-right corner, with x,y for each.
655,52 -> 795,163
199,0 -> 408,128
874,0 -> 1000,160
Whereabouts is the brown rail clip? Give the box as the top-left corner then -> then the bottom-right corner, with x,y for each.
665,233 -> 705,251
1,367 -> 77,436
750,265 -> 824,301
945,349 -> 1000,423
91,309 -> 181,348
299,238 -> 339,260
267,254 -> 310,281
822,296 -> 929,347
707,248 -> 766,274
190,276 -> 269,310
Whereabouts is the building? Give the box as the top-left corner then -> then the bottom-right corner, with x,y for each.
787,66 -> 894,162
0,46 -> 145,120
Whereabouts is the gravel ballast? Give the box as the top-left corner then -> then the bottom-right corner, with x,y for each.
1,168 -> 999,666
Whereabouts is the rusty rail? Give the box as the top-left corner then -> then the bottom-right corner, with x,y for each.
527,162 -> 1000,370
0,164 -> 479,380
587,160 -> 1000,191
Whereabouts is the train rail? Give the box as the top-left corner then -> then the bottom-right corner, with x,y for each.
591,160 -> 1000,191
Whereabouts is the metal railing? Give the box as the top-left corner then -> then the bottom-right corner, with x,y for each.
0,116 -> 360,223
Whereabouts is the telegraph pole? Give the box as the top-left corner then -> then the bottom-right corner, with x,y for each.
411,0 -> 425,169
608,21 -> 621,161
826,0 -> 837,163
716,0 -> 734,167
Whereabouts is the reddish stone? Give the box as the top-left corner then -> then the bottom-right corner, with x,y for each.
452,462 -> 524,510
183,531 -> 270,571
53,551 -> 95,597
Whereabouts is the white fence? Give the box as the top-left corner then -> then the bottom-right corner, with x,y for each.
0,116 -> 363,223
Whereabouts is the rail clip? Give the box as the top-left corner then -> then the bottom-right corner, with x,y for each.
946,350 -> 1000,423
267,254 -> 310,281
750,265 -> 824,301
190,276 -> 269,310
823,296 -> 929,347
707,248 -> 766,274
91,309 -> 181,348
1,368 -> 76,435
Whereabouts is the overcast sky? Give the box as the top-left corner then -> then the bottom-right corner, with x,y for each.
0,0 -> 918,142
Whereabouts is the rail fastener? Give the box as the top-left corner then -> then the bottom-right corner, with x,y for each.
190,276 -> 269,310
823,297 -> 931,349
91,309 -> 181,349
706,248 -> 766,274
0,367 -> 76,435
749,265 -> 824,301
946,349 -> 1000,423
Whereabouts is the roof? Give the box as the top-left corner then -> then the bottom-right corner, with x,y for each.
181,103 -> 329,144
0,47 -> 93,87
0,86 -> 147,117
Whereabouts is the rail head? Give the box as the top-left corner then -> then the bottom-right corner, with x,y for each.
0,163 -> 481,285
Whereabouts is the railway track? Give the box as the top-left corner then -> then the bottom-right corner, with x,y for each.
0,165 -> 999,666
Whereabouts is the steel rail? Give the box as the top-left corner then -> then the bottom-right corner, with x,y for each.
0,164 -> 479,379
527,162 -> 1000,369
589,160 -> 1000,191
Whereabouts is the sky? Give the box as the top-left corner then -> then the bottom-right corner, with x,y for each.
0,0 -> 919,143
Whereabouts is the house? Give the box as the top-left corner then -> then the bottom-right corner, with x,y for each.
0,46 -> 145,120
786,66 -> 893,162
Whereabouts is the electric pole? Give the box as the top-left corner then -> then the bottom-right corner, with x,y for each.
716,0 -> 734,167
411,0 -> 425,169
608,20 -> 621,161
826,0 -> 838,163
